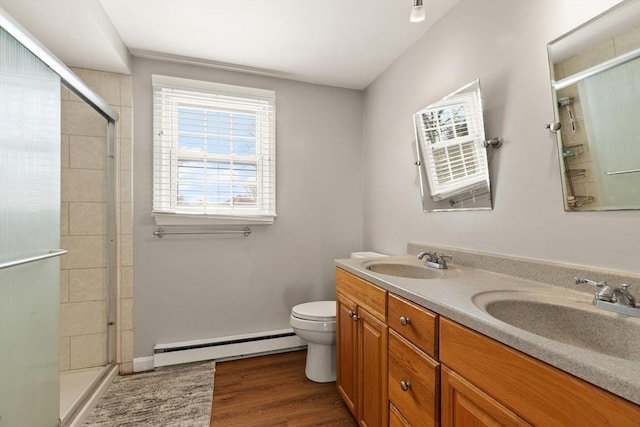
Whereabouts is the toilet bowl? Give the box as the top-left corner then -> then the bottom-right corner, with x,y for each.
290,301 -> 336,383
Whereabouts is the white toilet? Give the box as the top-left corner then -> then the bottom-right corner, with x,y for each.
290,300 -> 336,383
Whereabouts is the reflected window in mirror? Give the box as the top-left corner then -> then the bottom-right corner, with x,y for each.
414,80 -> 492,212
548,0 -> 640,211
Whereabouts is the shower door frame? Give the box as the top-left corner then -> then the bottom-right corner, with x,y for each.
0,6 -> 120,420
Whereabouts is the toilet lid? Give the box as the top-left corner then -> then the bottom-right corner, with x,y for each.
292,301 -> 336,321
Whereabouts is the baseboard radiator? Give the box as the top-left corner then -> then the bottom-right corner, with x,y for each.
153,328 -> 306,368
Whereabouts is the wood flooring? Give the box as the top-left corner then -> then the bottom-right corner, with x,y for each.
210,350 -> 357,427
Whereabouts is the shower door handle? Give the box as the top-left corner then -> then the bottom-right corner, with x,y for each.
0,249 -> 67,270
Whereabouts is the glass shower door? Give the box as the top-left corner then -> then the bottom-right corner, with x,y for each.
0,27 -> 62,427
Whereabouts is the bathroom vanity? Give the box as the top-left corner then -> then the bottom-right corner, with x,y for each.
335,247 -> 640,427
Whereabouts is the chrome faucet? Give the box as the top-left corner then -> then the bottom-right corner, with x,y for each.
417,250 -> 438,263
417,250 -> 452,269
613,284 -> 636,307
575,277 -> 614,302
575,277 -> 639,317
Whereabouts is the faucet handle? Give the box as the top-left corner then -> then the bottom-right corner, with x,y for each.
575,277 -> 606,288
437,253 -> 452,268
575,277 -> 614,302
614,284 -> 637,307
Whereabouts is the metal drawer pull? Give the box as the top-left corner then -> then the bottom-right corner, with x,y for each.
0,249 -> 67,270
399,316 -> 410,326
348,310 -> 359,321
400,381 -> 412,392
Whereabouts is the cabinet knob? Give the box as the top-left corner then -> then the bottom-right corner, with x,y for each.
348,310 -> 355,318
399,316 -> 410,326
400,381 -> 411,392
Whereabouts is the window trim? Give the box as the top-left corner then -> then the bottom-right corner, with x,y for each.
152,75 -> 276,226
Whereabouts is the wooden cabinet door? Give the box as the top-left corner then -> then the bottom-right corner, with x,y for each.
358,307 -> 388,427
337,293 -> 358,417
441,366 -> 532,427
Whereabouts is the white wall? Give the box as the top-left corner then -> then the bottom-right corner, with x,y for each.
362,0 -> 640,273
132,58 -> 363,357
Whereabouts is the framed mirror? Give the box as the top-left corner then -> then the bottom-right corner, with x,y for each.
413,79 -> 493,212
548,0 -> 640,211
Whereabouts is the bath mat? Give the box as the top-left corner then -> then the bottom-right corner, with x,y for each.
83,361 -> 215,427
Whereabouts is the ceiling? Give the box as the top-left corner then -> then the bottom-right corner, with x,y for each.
0,0 -> 459,90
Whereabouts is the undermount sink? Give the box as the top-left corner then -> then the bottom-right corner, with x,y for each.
364,261 -> 446,279
473,291 -> 640,361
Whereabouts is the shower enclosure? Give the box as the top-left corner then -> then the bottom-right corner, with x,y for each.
0,9 -> 121,426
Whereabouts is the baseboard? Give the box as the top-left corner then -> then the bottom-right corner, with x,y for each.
133,356 -> 154,373
153,328 -> 306,368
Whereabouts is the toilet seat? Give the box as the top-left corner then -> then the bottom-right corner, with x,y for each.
292,301 -> 335,322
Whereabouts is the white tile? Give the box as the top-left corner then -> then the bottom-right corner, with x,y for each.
60,301 -> 107,336
121,298 -> 134,331
69,136 -> 107,170
60,202 -> 69,236
119,138 -> 132,171
120,203 -> 133,235
70,334 -> 107,369
62,169 -> 106,203
69,202 -> 107,236
121,330 -> 134,363
60,236 -> 107,269
60,269 -> 70,304
71,67 -> 121,106
120,75 -> 133,107
120,266 -> 134,299
62,100 -> 108,137
69,268 -> 107,302
120,234 -> 133,267
60,336 -> 70,371
61,134 -> 70,168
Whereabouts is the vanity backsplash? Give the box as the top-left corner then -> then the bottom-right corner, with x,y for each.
406,242 -> 640,297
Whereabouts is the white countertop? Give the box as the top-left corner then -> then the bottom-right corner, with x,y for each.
335,255 -> 640,405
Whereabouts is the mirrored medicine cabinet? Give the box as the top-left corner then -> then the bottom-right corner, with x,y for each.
547,0 -> 640,211
413,79 -> 498,212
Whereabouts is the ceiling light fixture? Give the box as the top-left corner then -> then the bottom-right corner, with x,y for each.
410,0 -> 425,23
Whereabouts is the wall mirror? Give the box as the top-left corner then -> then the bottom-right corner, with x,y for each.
548,0 -> 640,211
413,79 -> 494,212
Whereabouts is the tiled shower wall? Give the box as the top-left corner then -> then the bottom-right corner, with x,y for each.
60,67 -> 134,374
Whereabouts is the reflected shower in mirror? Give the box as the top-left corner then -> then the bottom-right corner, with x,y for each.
413,79 -> 493,212
548,0 -> 640,211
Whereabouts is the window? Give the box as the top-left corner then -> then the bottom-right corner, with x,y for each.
152,75 -> 276,225
416,92 -> 488,202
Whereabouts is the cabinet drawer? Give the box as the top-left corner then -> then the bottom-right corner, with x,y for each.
336,268 -> 386,321
389,403 -> 411,427
388,293 -> 438,358
440,318 -> 640,427
388,330 -> 440,427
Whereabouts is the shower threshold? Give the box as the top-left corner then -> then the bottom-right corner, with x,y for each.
60,363 -> 117,426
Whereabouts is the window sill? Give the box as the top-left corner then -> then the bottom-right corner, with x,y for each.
152,212 -> 276,226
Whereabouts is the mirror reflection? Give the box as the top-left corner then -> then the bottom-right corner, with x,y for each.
548,0 -> 640,211
414,79 -> 492,212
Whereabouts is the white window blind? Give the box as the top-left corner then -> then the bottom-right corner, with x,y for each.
152,75 -> 276,225
415,91 -> 488,201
